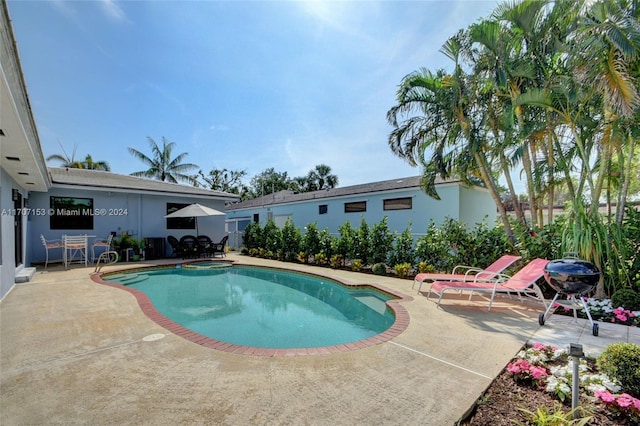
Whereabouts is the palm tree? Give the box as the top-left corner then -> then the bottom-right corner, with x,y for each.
306,164 -> 339,191
128,136 -> 198,184
47,143 -> 110,171
387,32 -> 514,238
78,154 -> 110,171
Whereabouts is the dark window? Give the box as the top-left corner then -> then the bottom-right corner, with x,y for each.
50,196 -> 94,230
166,203 -> 195,230
383,197 -> 412,210
319,204 -> 328,214
253,213 -> 259,223
344,201 -> 366,213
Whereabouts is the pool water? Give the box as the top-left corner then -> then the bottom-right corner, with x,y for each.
105,266 -> 395,349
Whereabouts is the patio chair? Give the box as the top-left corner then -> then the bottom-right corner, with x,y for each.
167,235 -> 183,258
197,235 -> 213,257
40,234 -> 63,268
63,234 -> 89,269
91,234 -> 114,263
413,254 -> 522,294
179,235 -> 199,258
211,235 -> 228,258
427,258 -> 550,311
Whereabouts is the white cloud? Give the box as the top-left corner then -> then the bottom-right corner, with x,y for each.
100,0 -> 128,23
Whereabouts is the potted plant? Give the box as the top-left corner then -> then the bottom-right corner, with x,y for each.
131,238 -> 145,261
114,233 -> 135,261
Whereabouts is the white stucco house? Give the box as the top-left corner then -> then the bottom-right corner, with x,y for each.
0,4 -> 238,299
1,3 -> 498,302
225,176 -> 497,248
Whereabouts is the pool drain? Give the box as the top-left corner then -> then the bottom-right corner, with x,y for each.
142,333 -> 166,342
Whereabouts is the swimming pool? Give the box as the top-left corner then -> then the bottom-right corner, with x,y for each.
98,264 -> 409,354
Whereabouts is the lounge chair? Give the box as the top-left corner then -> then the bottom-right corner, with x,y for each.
427,258 -> 550,310
413,254 -> 522,294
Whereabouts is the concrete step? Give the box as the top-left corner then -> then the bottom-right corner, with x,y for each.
15,267 -> 36,283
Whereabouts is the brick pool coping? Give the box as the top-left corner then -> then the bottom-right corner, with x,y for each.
91,261 -> 412,356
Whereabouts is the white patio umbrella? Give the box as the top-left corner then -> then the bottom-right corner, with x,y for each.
164,203 -> 225,236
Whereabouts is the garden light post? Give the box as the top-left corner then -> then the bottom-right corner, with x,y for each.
569,343 -> 584,419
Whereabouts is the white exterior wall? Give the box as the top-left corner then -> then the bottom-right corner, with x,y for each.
226,182 -> 496,239
27,188 -> 227,263
459,185 -> 496,226
0,169 -> 26,299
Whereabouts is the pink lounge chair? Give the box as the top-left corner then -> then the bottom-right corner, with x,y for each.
427,258 -> 550,311
413,254 -> 522,294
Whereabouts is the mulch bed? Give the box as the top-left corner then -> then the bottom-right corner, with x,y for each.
460,369 -> 635,425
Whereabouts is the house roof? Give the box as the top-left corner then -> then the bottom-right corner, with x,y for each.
49,167 -> 239,201
227,175 -> 459,211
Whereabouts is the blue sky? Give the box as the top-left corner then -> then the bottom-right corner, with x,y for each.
8,0 -> 497,188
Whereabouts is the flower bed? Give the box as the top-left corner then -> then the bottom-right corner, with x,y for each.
553,297 -> 639,327
502,343 -> 639,423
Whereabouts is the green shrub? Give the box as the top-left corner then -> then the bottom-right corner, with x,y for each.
243,221 -> 263,250
314,252 -> 327,265
280,218 -> 301,262
418,261 -> 435,273
318,228 -> 334,259
388,223 -> 415,267
516,402 -> 592,425
330,254 -> 344,269
597,343 -> 640,398
393,262 -> 411,278
302,223 -> 321,263
370,217 -> 395,264
610,288 -> 640,311
336,221 -> 356,261
351,259 -> 363,272
354,218 -> 372,264
372,263 -> 386,275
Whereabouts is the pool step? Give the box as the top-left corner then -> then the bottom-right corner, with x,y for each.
354,295 -> 387,315
108,273 -> 149,284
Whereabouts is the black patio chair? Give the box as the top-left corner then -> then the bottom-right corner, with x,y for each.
197,235 -> 213,257
179,235 -> 200,258
167,235 -> 183,258
211,235 -> 229,258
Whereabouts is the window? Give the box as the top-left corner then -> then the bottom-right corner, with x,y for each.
344,201 -> 366,213
166,203 -> 195,230
319,204 -> 328,214
50,196 -> 94,230
253,213 -> 259,223
383,197 -> 412,211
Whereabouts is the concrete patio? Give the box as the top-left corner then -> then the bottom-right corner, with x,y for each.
1,254 -> 637,425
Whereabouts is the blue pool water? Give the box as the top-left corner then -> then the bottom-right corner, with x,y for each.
105,266 -> 395,349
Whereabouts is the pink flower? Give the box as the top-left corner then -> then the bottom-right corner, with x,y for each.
530,366 -> 548,380
507,363 -> 521,374
616,313 -> 628,322
533,342 -> 546,350
617,394 -> 634,408
595,390 -> 616,403
633,397 -> 640,411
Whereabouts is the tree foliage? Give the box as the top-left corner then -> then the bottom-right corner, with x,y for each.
386,0 -> 640,295
128,136 -> 198,184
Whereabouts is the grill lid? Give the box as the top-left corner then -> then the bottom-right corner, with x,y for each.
543,258 -> 600,295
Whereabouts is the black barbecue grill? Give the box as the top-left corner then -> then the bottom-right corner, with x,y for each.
538,254 -> 601,336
